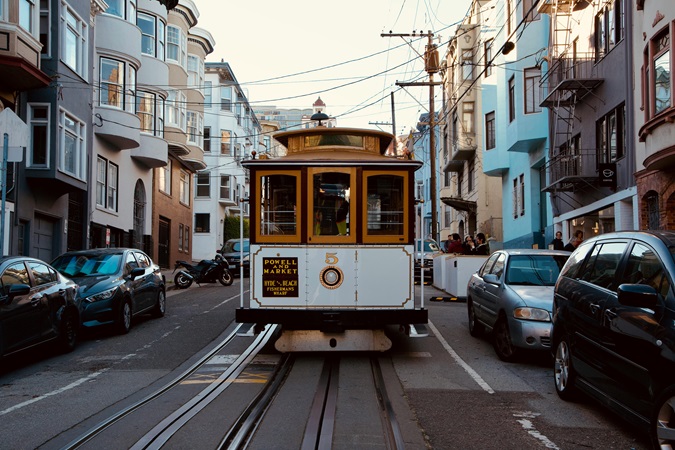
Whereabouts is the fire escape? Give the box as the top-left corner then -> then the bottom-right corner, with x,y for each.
538,0 -> 604,213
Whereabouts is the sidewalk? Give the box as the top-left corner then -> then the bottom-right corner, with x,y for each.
161,268 -> 177,290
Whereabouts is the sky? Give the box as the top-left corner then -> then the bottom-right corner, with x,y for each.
195,0 -> 473,135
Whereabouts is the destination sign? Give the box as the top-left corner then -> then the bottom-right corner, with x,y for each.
262,257 -> 299,297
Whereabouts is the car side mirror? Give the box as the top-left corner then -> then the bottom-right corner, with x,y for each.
483,273 -> 501,285
617,283 -> 658,309
130,267 -> 145,280
1,284 -> 31,305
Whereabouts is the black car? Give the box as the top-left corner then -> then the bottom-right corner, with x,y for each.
218,238 -> 250,277
0,256 -> 79,359
551,230 -> 675,448
51,248 -> 165,334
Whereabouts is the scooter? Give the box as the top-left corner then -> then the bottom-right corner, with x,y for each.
173,254 -> 234,289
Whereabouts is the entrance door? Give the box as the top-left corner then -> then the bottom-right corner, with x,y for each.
158,218 -> 170,268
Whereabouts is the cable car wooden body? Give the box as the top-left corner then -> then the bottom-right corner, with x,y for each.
237,122 -> 427,352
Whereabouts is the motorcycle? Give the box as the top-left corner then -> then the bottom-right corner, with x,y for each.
173,254 -> 234,289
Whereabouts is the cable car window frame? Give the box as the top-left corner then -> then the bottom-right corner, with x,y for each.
308,167 -> 356,244
362,170 -> 409,244
255,170 -> 301,243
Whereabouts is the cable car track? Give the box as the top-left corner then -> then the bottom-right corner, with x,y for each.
62,323 -> 278,450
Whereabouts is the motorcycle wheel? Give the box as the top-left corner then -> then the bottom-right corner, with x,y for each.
174,272 -> 193,289
219,269 -> 234,286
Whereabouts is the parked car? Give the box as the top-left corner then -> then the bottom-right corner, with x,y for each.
0,256 -> 79,359
467,249 -> 570,361
551,230 -> 675,448
414,238 -> 442,284
218,238 -> 250,277
51,248 -> 165,334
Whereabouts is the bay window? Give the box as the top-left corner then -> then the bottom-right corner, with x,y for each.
62,2 -> 87,78
59,109 -> 86,180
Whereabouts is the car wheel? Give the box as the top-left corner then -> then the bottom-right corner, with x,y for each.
492,316 -> 518,361
58,310 -> 78,353
174,272 -> 192,289
467,299 -> 484,337
117,299 -> 132,335
651,387 -> 675,448
219,269 -> 233,286
152,289 -> 166,318
553,335 -> 577,401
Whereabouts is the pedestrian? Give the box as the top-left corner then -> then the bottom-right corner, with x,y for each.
550,231 -> 565,250
463,235 -> 475,254
564,230 -> 584,252
471,232 -> 490,255
447,233 -> 464,254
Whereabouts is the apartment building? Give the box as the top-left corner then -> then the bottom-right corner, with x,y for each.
10,0 -> 99,260
192,61 -> 261,261
633,1 -> 675,229
539,0 -> 638,242
440,1 -> 503,245
151,0 -> 214,268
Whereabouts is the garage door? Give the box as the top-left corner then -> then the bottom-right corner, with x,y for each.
33,215 -> 57,261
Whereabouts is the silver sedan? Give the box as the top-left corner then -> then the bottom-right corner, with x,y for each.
466,249 -> 570,361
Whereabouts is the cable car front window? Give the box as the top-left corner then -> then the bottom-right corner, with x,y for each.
260,173 -> 297,236
313,172 -> 351,236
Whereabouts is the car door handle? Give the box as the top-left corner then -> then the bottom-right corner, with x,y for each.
30,297 -> 41,307
604,309 -> 618,321
589,303 -> 601,315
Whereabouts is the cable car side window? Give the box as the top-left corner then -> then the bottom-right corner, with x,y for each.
363,171 -> 408,243
256,171 -> 300,243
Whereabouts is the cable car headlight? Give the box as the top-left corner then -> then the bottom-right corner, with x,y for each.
320,266 -> 344,289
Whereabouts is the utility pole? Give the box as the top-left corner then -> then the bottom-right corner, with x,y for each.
382,31 -> 441,242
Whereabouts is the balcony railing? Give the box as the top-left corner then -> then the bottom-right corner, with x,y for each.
542,149 -> 599,192
540,53 -> 604,107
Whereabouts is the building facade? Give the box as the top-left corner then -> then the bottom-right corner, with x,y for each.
440,2 -> 503,247
192,61 -> 261,261
633,1 -> 675,229
539,0 -> 638,243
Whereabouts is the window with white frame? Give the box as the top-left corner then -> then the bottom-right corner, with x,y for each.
138,13 -> 157,57
62,3 -> 87,78
1,0 -> 6,21
127,65 -> 136,114
461,49 -> 473,80
166,91 -> 177,126
187,55 -> 204,90
157,20 -> 165,60
158,160 -> 171,194
105,0 -> 123,17
39,0 -> 50,56
220,175 -> 230,200
196,172 -> 210,197
220,129 -> 231,155
524,67 -> 541,114
187,111 -> 198,144
508,76 -> 516,122
484,39 -> 493,77
100,58 -> 124,108
20,0 -> 37,36
462,102 -> 474,133
179,170 -> 189,205
166,25 -> 186,68
28,103 -> 49,168
220,86 -> 232,111
96,156 -> 118,211
137,91 -> 156,134
59,109 -> 86,179
204,81 -> 212,107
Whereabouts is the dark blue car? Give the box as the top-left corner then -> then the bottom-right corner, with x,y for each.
51,248 -> 165,334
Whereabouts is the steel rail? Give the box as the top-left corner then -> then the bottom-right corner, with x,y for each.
301,356 -> 340,450
131,324 -> 278,450
218,353 -> 295,450
60,322 -> 273,450
371,356 -> 405,450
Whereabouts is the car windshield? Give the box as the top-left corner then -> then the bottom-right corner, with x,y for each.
416,240 -> 440,253
224,240 -> 250,253
52,253 -> 123,277
505,254 -> 569,286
